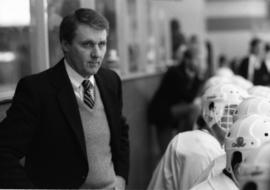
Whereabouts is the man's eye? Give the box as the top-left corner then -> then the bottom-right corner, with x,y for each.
99,42 -> 106,48
82,42 -> 93,47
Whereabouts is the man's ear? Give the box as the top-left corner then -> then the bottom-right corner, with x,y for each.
61,40 -> 70,53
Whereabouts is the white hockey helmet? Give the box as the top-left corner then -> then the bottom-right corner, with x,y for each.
236,97 -> 270,121
215,67 -> 234,78
201,83 -> 247,129
248,85 -> 270,100
225,114 -> 270,186
232,75 -> 253,90
202,75 -> 231,93
239,141 -> 270,190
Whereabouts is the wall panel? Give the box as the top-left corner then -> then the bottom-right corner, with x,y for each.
122,74 -> 163,189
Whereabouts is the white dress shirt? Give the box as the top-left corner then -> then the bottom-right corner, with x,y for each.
64,60 -> 95,101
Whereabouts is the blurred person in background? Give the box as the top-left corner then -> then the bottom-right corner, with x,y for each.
238,37 -> 264,83
205,40 -> 214,77
215,54 -> 234,78
230,57 -> 240,74
174,42 -> 187,65
187,35 -> 208,79
253,42 -> 270,86
0,8 -> 129,189
170,18 -> 186,61
148,48 -> 205,154
147,83 -> 246,190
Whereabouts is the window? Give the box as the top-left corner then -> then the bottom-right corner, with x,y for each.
47,0 -> 80,66
0,0 -> 170,100
0,0 -> 31,98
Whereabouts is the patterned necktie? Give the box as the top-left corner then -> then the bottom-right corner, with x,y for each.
82,80 -> 95,109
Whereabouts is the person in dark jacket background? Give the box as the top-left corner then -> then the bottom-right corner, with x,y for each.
238,37 -> 264,83
253,43 -> 270,86
148,48 -> 205,154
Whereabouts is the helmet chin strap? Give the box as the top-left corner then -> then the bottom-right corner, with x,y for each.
232,168 -> 240,187
223,168 -> 240,187
231,164 -> 240,187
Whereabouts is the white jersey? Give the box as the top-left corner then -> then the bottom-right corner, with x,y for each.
147,130 -> 225,190
193,154 -> 226,186
190,172 -> 238,190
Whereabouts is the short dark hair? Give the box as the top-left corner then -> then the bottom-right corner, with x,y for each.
250,37 -> 261,47
265,43 -> 270,52
249,37 -> 261,51
59,8 -> 109,44
183,49 -> 195,60
170,18 -> 180,31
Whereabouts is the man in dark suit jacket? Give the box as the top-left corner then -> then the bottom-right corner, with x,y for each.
0,8 -> 129,189
238,37 -> 263,82
253,43 -> 270,86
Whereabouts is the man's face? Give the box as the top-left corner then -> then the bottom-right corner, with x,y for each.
63,24 -> 107,77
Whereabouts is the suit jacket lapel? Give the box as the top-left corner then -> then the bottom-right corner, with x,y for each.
48,60 -> 87,161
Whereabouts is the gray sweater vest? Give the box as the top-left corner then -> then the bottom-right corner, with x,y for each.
77,85 -> 116,189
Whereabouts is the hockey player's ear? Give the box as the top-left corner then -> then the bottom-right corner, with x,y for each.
231,151 -> 242,182
242,182 -> 257,190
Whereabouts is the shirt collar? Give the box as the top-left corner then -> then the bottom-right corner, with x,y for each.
64,59 -> 95,89
249,54 -> 257,62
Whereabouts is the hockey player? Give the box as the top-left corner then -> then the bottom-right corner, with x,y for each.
147,83 -> 246,190
192,97 -> 270,187
248,85 -> 270,100
202,75 -> 231,92
190,114 -> 270,190
238,141 -> 270,190
232,75 -> 253,91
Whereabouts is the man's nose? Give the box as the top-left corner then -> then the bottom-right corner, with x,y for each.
91,45 -> 101,58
